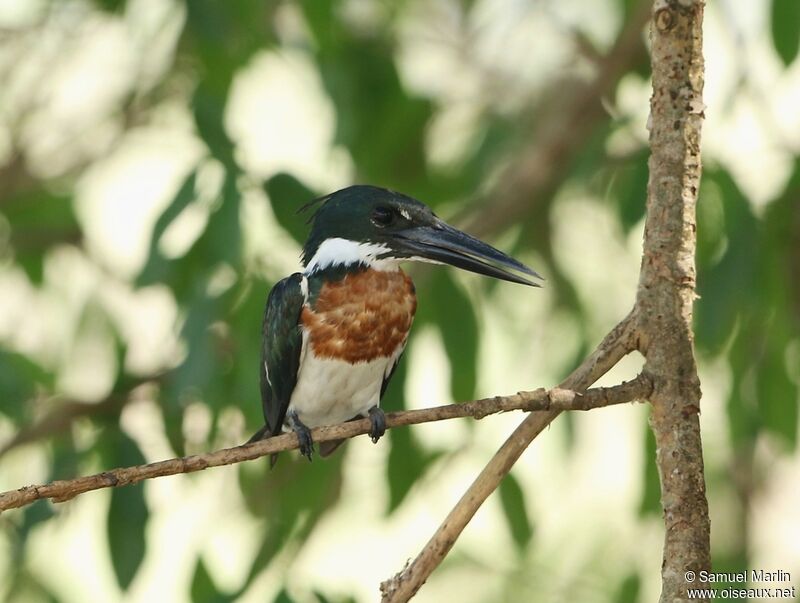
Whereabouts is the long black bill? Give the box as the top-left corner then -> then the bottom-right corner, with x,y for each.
394,219 -> 543,287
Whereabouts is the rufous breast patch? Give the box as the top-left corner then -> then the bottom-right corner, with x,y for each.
301,269 -> 417,362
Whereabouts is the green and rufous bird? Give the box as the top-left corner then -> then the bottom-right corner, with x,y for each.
249,186 -> 541,463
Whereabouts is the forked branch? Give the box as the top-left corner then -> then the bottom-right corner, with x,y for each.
382,0 -> 711,599
381,310 -> 641,602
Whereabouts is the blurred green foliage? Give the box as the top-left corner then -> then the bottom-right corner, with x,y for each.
771,0 -> 800,65
0,0 -> 798,602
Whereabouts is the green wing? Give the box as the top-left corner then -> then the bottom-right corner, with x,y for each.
381,351 -> 404,399
260,273 -> 306,437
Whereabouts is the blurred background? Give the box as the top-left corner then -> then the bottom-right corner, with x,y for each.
0,0 -> 798,601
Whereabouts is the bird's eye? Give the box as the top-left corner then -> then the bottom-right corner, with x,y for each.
371,206 -> 395,227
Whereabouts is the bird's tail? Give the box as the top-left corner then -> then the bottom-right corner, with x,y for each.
246,425 -> 270,444
246,425 -> 281,468
318,439 -> 346,457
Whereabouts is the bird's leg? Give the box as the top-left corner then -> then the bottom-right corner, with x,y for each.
286,411 -> 314,461
367,406 -> 386,443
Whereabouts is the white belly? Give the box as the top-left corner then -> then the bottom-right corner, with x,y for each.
286,350 -> 394,429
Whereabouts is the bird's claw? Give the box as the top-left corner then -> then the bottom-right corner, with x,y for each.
287,412 -> 314,462
368,406 -> 386,444
296,428 -> 314,462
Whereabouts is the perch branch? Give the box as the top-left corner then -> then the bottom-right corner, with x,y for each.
0,375 -> 651,513
381,310 -> 641,602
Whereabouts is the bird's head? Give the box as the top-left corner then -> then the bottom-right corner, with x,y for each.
300,185 -> 542,286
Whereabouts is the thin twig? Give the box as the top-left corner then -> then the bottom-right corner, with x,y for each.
380,311 -> 641,602
0,375 -> 167,459
0,395 -> 127,458
0,375 -> 650,513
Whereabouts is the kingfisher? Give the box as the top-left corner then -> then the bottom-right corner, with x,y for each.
248,185 -> 541,464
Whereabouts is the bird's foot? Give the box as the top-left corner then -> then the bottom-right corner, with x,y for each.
367,406 -> 386,444
286,411 -> 314,461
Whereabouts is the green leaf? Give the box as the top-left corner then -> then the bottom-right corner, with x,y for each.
184,2 -> 269,170
1,190 -> 79,284
206,174 -> 242,268
139,170 -> 241,301
5,572 -> 60,603
192,87 -> 236,169
137,171 -> 198,287
726,328 -> 760,448
162,404 -> 187,459
225,279 -> 272,429
143,173 -> 244,438
50,436 -> 83,482
498,472 -> 533,550
382,360 -> 439,511
429,272 -> 479,401
711,170 -> 800,449
314,591 -> 355,603
237,455 -> 344,588
694,175 -> 727,270
172,290 -> 217,397
771,0 -> 800,65
300,1 -> 433,191
755,183 -> 800,447
13,499 -> 56,553
0,350 -> 50,421
159,288 -> 217,454
614,572 -> 641,603
273,590 -> 294,603
639,425 -> 661,516
610,153 -> 649,232
695,170 -> 758,353
108,495 -> 148,590
106,434 -> 148,590
264,173 -> 318,246
386,423 -> 431,512
94,0 -> 126,12
191,557 -> 234,603
618,0 -> 640,22
756,331 -> 798,447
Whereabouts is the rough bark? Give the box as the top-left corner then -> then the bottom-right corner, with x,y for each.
637,1 -> 711,600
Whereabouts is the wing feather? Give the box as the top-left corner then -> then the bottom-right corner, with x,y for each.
380,350 -> 404,399
260,273 -> 306,437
